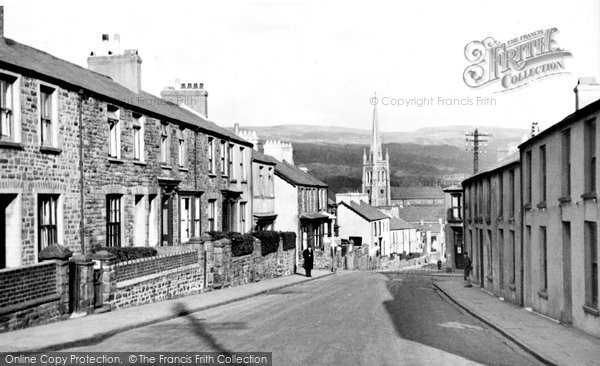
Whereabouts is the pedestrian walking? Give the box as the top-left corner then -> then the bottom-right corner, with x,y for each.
463,252 -> 472,287
303,246 -> 314,277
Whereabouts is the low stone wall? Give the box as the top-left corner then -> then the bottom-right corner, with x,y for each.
0,260 -> 69,333
111,265 -> 203,310
115,250 -> 198,283
230,240 -> 295,287
102,249 -> 203,310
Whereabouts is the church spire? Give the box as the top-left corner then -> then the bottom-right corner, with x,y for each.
371,94 -> 382,161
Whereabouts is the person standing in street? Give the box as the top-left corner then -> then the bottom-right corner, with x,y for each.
463,252 -> 472,287
303,246 -> 314,277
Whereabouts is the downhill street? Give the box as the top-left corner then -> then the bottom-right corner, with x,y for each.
66,272 -> 542,365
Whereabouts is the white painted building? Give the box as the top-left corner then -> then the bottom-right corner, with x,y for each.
337,200 -> 390,256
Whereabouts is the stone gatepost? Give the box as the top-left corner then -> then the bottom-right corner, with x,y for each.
39,243 -> 73,317
252,237 -> 263,281
203,240 -> 214,290
92,251 -> 117,310
70,254 -> 95,315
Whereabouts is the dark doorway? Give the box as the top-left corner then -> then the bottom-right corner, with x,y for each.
161,195 -> 173,246
479,229 -> 484,288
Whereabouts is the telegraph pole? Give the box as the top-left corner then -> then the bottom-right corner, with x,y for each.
465,129 -> 491,174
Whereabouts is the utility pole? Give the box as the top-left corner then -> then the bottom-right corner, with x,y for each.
465,129 -> 491,174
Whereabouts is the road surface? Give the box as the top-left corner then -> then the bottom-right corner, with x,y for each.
67,272 -> 542,365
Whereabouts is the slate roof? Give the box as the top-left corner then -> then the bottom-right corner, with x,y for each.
391,186 -> 445,200
390,217 -> 416,230
252,151 -> 277,165
340,201 -> 389,222
414,222 -> 443,233
396,205 -> 445,223
0,37 -> 251,146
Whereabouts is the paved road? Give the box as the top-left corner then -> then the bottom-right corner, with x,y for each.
67,272 -> 542,365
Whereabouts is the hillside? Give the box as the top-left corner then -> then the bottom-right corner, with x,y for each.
233,124 -> 527,195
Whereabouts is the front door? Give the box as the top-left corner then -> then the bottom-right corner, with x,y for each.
161,195 -> 173,246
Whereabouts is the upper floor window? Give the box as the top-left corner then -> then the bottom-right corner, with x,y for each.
509,168 -> 515,217
525,150 -> 532,204
178,128 -> 186,167
39,85 -> 57,147
0,75 -> 17,141
220,141 -> 226,175
585,120 -> 597,195
450,193 -> 462,220
132,113 -> 144,161
160,123 -> 169,164
268,167 -> 274,196
208,137 -> 215,174
240,147 -> 246,181
207,200 -> 216,231
498,172 -> 504,217
107,105 -> 121,158
228,144 -> 234,178
561,129 -> 571,197
539,145 -> 547,203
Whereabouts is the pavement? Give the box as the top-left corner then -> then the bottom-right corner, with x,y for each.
0,269 -> 334,352
433,278 -> 600,366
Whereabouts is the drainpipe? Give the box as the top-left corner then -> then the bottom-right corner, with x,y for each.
77,89 -> 86,255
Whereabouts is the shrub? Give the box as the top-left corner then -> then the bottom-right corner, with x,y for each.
207,231 -> 254,257
252,231 -> 281,256
92,246 -> 157,263
280,232 -> 296,251
230,233 -> 255,257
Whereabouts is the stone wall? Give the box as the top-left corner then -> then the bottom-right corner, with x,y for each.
229,239 -> 294,287
115,250 -> 198,282
0,260 -> 69,332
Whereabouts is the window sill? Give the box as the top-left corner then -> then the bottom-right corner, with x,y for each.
583,305 -> 600,317
508,282 -> 516,291
581,192 -> 597,200
179,167 -> 189,172
0,140 -> 24,150
538,290 -> 548,300
537,201 -> 547,209
558,196 -> 571,204
161,165 -> 172,170
39,146 -> 62,155
523,203 -> 532,211
108,157 -> 125,164
133,160 -> 147,166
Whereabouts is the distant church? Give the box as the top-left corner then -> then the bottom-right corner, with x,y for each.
362,103 -> 391,207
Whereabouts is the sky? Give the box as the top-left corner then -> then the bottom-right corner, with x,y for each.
2,0 -> 600,132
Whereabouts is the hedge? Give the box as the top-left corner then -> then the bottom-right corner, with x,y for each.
207,231 -> 254,257
252,231 -> 280,256
280,232 -> 296,251
92,246 -> 157,263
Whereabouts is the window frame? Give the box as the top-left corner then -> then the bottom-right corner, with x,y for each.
39,83 -> 58,147
107,105 -> 121,159
106,194 -> 122,247
38,194 -> 59,253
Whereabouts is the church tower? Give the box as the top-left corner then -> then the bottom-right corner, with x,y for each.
362,101 -> 391,207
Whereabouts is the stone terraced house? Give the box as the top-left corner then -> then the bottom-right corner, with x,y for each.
0,35 -> 253,269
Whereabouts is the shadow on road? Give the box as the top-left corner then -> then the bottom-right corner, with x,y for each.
172,302 -> 241,356
379,273 -> 536,366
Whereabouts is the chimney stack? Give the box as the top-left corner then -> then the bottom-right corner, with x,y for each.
1,6 -> 5,38
574,77 -> 600,111
160,81 -> 208,118
87,34 -> 142,94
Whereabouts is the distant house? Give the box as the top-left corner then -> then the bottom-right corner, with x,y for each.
396,205 -> 445,255
337,200 -> 390,256
391,186 -> 445,207
443,185 -> 465,269
389,217 -> 419,254
251,151 -> 277,231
